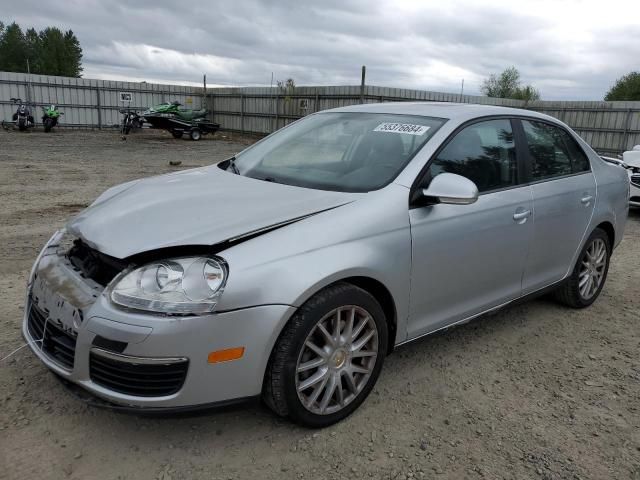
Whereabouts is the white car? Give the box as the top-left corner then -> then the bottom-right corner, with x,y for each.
623,146 -> 640,208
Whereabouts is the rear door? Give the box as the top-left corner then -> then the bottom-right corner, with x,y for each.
517,119 -> 596,294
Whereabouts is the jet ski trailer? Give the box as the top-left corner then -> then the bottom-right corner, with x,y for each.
143,115 -> 220,141
142,102 -> 220,141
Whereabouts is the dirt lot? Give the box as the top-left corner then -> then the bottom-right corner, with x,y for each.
0,129 -> 639,480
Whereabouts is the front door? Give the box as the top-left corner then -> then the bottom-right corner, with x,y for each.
408,118 -> 533,339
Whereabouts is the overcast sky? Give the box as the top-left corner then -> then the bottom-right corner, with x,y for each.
4,0 -> 640,99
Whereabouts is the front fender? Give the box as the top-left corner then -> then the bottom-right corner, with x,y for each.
215,185 -> 412,345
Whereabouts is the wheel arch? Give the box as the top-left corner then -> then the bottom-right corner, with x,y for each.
290,273 -> 400,354
338,276 -> 398,354
263,274 -> 400,389
567,219 -> 616,281
595,220 -> 615,248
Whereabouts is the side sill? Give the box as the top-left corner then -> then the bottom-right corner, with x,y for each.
395,278 -> 567,349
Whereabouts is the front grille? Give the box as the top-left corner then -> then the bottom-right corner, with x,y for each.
89,352 -> 189,397
631,174 -> 640,187
27,302 -> 77,370
67,239 -> 127,286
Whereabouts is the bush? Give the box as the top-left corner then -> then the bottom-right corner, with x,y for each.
604,72 -> 640,101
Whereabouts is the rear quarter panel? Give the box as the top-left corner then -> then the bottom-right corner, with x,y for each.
580,138 -> 629,250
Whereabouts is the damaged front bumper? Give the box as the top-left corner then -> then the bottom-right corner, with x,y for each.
23,231 -> 295,410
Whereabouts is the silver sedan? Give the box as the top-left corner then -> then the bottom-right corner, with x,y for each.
24,103 -> 629,427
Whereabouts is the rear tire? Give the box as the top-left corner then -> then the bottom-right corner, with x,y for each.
263,282 -> 388,428
171,130 -> 183,139
554,228 -> 611,308
44,118 -> 53,133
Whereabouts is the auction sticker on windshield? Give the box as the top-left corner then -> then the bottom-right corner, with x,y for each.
374,123 -> 430,135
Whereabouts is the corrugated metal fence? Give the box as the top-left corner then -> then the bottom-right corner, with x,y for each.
0,71 -> 205,128
2,71 -> 639,155
207,86 -> 640,155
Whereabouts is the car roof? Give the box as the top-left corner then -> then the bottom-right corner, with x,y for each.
328,101 -> 560,125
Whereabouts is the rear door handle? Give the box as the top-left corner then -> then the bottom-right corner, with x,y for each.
581,194 -> 593,205
513,209 -> 531,222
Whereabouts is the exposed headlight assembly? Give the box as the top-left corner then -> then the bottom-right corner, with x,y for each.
109,257 -> 227,315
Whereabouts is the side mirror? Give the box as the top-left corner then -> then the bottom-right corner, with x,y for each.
422,172 -> 479,205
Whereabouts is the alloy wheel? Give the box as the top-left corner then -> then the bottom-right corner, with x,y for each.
578,238 -> 607,300
295,305 -> 379,415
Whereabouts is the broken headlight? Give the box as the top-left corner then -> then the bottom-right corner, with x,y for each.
109,257 -> 227,315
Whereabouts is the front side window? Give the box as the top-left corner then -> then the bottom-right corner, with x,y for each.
232,112 -> 445,192
522,120 -> 590,180
428,119 -> 516,193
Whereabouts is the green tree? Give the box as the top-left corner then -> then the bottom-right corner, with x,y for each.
0,22 -> 27,72
481,66 -> 540,103
62,30 -> 83,77
604,72 -> 640,101
0,21 -> 83,76
512,85 -> 541,103
24,28 -> 41,73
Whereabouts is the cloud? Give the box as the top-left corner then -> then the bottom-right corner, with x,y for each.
4,0 -> 640,99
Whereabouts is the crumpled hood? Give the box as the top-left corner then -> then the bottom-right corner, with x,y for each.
67,165 -> 356,259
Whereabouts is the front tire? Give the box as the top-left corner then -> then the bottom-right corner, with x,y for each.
263,283 -> 388,427
554,228 -> 611,308
44,118 -> 53,133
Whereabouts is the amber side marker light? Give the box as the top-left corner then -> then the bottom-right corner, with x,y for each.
208,347 -> 245,364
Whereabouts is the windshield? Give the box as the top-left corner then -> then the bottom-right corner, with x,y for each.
231,112 -> 445,192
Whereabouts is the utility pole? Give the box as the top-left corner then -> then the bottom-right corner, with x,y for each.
203,74 -> 207,112
26,58 -> 32,105
270,72 -> 275,132
360,65 -> 366,104
460,78 -> 464,101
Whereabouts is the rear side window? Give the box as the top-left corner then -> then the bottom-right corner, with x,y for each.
429,119 -> 516,193
562,131 -> 590,173
522,120 -> 590,180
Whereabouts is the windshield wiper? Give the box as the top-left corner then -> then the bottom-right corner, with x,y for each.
226,157 -> 240,175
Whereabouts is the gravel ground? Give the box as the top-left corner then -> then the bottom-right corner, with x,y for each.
0,129 -> 639,480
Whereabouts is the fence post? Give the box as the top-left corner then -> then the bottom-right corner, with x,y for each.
620,108 -> 633,153
360,65 -> 366,104
274,94 -> 280,133
96,86 -> 102,129
315,90 -> 319,113
240,93 -> 244,134
210,91 -> 214,124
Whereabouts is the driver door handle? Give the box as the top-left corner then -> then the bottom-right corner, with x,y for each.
513,209 -> 531,222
